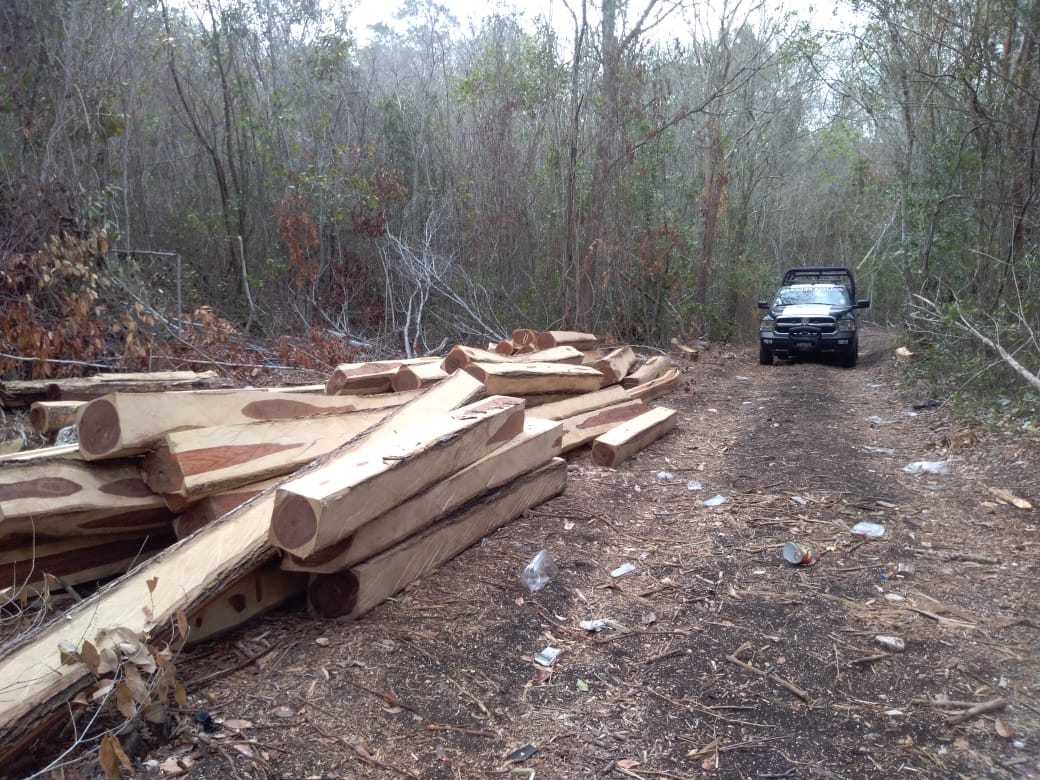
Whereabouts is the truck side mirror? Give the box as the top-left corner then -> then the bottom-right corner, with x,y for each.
856,299 -> 871,309
757,300 -> 769,309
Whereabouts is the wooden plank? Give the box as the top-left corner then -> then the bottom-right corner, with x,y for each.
528,384 -> 630,421
173,478 -> 282,539
591,407 -> 678,467
462,361 -> 605,395
29,401 -> 86,436
0,530 -> 175,591
625,367 -> 682,403
141,409 -> 390,500
559,399 -> 648,452
75,389 -> 417,460
282,416 -> 563,573
324,358 -> 438,395
0,372 -> 487,766
268,395 -> 525,558
534,330 -> 598,351
591,345 -> 638,386
307,458 -> 567,620
621,355 -> 674,389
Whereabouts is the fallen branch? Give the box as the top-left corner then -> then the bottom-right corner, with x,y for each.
724,643 -> 811,703
946,698 -> 1009,725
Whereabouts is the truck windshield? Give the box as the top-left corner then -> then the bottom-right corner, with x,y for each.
775,286 -> 850,307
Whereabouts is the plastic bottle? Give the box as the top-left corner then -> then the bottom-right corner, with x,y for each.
520,550 -> 558,592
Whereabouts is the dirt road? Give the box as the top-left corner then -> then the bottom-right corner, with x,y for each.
21,328 -> 1040,779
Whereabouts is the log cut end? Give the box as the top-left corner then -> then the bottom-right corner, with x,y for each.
141,446 -> 186,495
76,398 -> 120,458
308,569 -> 359,619
269,491 -> 320,552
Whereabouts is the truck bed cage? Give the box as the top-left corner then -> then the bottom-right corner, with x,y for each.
781,267 -> 856,300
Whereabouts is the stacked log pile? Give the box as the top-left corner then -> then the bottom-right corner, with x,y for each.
0,333 -> 683,765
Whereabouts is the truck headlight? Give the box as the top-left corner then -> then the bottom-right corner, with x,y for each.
759,317 -> 774,332
836,319 -> 856,332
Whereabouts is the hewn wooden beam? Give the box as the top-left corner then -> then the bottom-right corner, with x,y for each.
625,367 -> 682,403
621,355 -> 673,389
306,458 -> 566,620
527,385 -> 630,421
268,395 -> 525,559
76,389 -> 416,460
462,361 -> 605,395
591,346 -> 637,386
141,410 -> 389,500
558,399 -> 648,452
534,330 -> 598,351
591,407 -> 678,467
282,417 -> 562,573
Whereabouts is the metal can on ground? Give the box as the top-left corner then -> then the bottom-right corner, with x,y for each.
783,541 -> 815,565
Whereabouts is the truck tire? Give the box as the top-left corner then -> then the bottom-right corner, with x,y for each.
759,344 -> 774,365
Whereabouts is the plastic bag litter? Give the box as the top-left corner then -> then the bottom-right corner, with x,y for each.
902,460 -> 949,475
851,521 -> 885,538
701,494 -> 727,507
656,470 -> 675,480
520,550 -> 558,592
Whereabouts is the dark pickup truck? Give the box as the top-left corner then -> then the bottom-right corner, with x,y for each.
757,267 -> 871,367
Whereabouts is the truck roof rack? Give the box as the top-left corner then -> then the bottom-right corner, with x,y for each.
781,267 -> 856,299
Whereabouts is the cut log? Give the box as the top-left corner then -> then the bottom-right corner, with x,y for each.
173,478 -> 282,539
183,561 -> 307,646
1,371 -> 235,407
0,530 -> 175,591
282,416 -> 563,573
558,399 -> 648,452
76,389 -> 417,461
441,344 -> 583,374
669,338 -> 700,359
625,367 -> 682,403
324,358 -> 438,396
534,330 -> 598,351
390,362 -> 448,391
0,444 -> 81,463
462,361 -> 605,395
493,339 -> 515,355
528,384 -> 630,421
591,407 -> 678,467
307,458 -> 566,620
0,372 -> 485,767
621,355 -> 673,389
141,409 -> 390,500
29,401 -> 86,437
511,328 -> 538,349
268,395 -> 525,558
591,345 -> 638,386
0,459 -> 168,523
